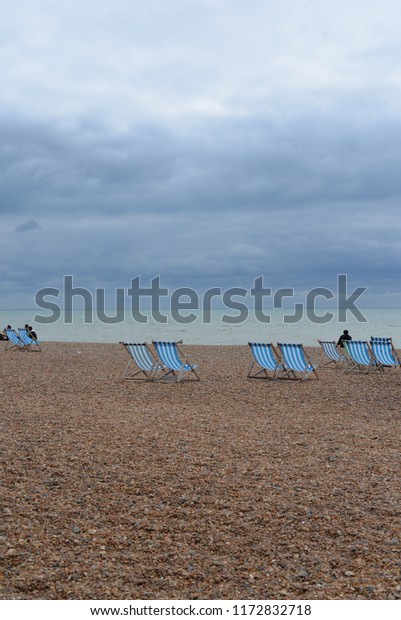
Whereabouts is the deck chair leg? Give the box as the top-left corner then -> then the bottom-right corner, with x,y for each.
191,366 -> 200,381
247,361 -> 255,378
176,344 -> 200,381
149,363 -> 161,381
122,358 -> 133,379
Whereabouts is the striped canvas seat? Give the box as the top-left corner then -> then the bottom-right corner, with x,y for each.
277,343 -> 319,380
370,337 -> 400,370
153,341 -> 199,382
18,328 -> 41,351
4,328 -> 28,351
248,342 -> 287,380
344,340 -> 381,373
120,342 -> 161,380
318,340 -> 346,368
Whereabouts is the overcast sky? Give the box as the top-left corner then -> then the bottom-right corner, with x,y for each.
1,0 -> 401,309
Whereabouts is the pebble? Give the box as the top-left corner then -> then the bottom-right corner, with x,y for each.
297,570 -> 309,578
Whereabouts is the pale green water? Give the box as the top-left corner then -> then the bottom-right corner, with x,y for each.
2,309 -> 401,346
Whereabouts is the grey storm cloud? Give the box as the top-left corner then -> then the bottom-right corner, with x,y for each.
2,109 -> 401,300
3,110 -> 401,214
14,218 -> 41,232
1,0 -> 401,308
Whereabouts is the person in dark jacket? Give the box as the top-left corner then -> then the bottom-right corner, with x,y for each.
337,329 -> 352,348
25,323 -> 38,340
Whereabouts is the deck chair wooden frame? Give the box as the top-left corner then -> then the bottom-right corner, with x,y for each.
152,340 -> 200,382
370,337 -> 401,372
277,343 -> 319,381
247,342 -> 291,380
344,340 -> 383,374
4,328 -> 29,351
120,342 -> 162,381
18,328 -> 41,351
318,340 -> 346,368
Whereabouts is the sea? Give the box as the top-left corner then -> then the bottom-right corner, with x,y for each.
2,308 -> 401,346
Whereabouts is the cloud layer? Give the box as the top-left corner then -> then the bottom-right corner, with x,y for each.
1,0 -> 401,307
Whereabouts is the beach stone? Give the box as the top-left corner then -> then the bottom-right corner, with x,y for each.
297,570 -> 309,578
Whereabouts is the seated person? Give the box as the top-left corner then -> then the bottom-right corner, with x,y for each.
0,325 -> 12,340
337,329 -> 352,348
29,326 -> 38,340
25,324 -> 38,340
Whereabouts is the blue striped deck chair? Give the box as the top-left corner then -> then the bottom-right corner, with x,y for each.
248,342 -> 288,380
152,341 -> 200,382
344,340 -> 382,374
120,342 -> 161,381
4,328 -> 28,351
18,328 -> 41,351
318,340 -> 346,368
370,337 -> 401,371
277,343 -> 319,380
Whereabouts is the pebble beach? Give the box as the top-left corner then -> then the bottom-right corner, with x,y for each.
1,342 -> 400,600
